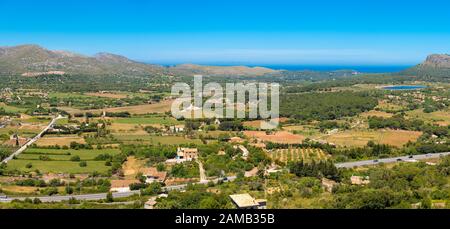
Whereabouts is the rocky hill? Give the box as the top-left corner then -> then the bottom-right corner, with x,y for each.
0,45 -> 164,76
400,54 -> 450,82
0,44 -> 278,77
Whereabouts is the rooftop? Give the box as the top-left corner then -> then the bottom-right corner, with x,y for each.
229,194 -> 265,208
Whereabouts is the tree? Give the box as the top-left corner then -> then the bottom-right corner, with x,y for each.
141,182 -> 162,195
70,155 -> 81,162
79,161 -> 87,167
106,191 -> 114,203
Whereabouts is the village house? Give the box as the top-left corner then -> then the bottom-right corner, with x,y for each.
350,175 -> 370,185
244,167 -> 259,177
110,179 -> 139,193
169,125 -> 184,133
229,194 -> 267,209
144,194 -> 168,209
176,147 -> 198,161
321,178 -> 338,192
141,167 -> 167,183
229,136 -> 245,144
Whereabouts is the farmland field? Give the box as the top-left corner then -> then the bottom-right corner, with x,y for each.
0,103 -> 27,113
406,109 -> 450,126
322,129 -> 423,147
113,134 -> 203,145
84,99 -> 174,114
35,135 -> 86,147
6,160 -> 112,174
6,148 -> 121,173
244,131 -> 305,144
113,116 -> 181,125
269,148 -> 329,163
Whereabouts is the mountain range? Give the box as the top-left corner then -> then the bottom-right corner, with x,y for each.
0,44 -> 449,80
0,45 -> 277,77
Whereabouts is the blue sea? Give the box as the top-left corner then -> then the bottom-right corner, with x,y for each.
257,65 -> 413,73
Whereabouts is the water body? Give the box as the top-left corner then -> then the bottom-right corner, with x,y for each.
382,85 -> 427,90
259,65 -> 413,73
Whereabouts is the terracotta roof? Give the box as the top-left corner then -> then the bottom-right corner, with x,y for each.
110,179 -> 139,188
141,167 -> 167,182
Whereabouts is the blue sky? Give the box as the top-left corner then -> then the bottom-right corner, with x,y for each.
1,0 -> 450,66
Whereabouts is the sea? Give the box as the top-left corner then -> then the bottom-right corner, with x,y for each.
255,65 -> 413,73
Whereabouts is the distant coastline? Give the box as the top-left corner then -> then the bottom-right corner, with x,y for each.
157,63 -> 414,73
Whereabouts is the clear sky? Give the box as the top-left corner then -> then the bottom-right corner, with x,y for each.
1,0 -> 450,66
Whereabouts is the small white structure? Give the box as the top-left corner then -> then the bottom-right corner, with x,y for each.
229,194 -> 267,209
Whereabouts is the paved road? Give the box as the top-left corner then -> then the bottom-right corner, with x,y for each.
6,151 -> 448,203
0,175 -> 237,203
335,152 -> 450,168
2,115 -> 64,164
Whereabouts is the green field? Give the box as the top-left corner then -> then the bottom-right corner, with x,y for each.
113,116 -> 181,125
18,148 -> 121,160
6,148 -> 121,174
0,103 -> 27,113
113,134 -> 202,145
6,160 -> 112,174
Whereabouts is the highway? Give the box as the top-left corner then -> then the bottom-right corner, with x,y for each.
2,150 -> 448,203
335,152 -> 450,168
2,115 -> 64,164
0,175 -> 237,203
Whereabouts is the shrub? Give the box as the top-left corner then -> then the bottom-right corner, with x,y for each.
79,161 -> 87,167
70,155 -> 81,162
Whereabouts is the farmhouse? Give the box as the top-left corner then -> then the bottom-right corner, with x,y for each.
350,176 -> 370,185
229,193 -> 267,209
110,179 -> 139,193
229,136 -> 244,144
321,178 -> 338,192
141,167 -> 167,183
176,147 -> 198,161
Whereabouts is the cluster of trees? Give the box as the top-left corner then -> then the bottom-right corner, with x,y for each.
156,185 -> 231,209
280,92 -> 378,121
120,144 -> 176,164
0,147 -> 12,161
218,121 -> 243,131
368,115 -> 424,131
369,115 -> 449,138
289,160 -> 340,181
334,157 -> 450,209
170,161 -> 199,178
199,144 -> 271,177
332,141 -> 393,161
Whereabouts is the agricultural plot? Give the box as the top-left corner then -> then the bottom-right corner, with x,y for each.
406,109 -> 450,126
322,129 -> 422,147
35,135 -> 86,147
84,99 -> 174,115
112,116 -> 181,126
113,134 -> 203,145
0,103 -> 27,113
244,131 -> 305,144
269,148 -> 329,163
6,148 -> 121,174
